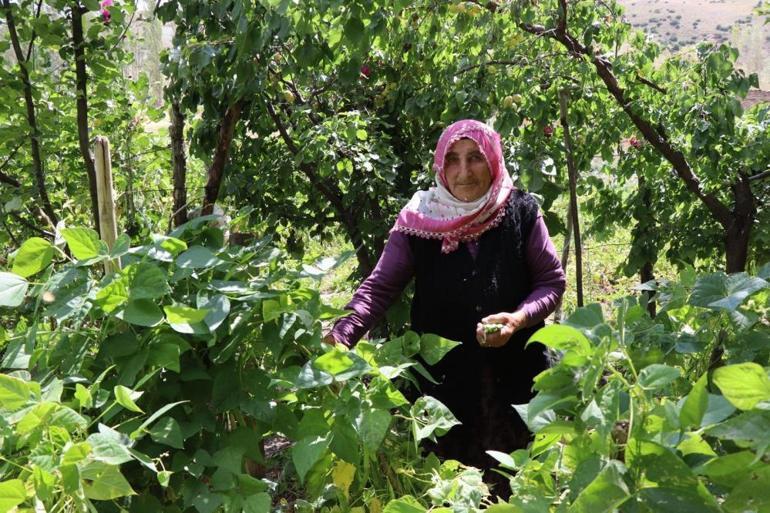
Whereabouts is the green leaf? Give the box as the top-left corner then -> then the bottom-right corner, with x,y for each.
713,363 -> 770,410
411,396 -> 460,442
177,246 -> 224,269
419,334 -> 461,365
114,385 -> 143,413
313,348 -> 355,375
130,400 -> 187,439
148,343 -> 181,372
723,465 -> 770,513
122,298 -> 164,327
294,361 -> 334,389
0,374 -> 32,411
96,276 -> 129,313
0,272 -> 28,307
706,410 -> 770,450
165,304 -> 209,334
61,227 -> 106,260
343,16 -> 365,45
680,373 -> 708,428
126,262 -> 169,299
149,417 -> 184,449
528,324 -> 592,355
357,408 -> 392,452
12,237 -> 54,277
199,294 -> 230,331
157,471 -> 172,488
0,479 -> 26,512
355,129 -> 368,140
569,462 -> 630,513
61,442 -> 92,465
712,274 -> 768,311
638,364 -> 681,390
164,304 -> 208,324
292,434 -> 331,483
243,493 -> 271,513
75,383 -> 92,408
382,496 -> 427,513
690,272 -> 768,312
696,451 -> 762,488
80,462 -> 135,500
87,425 -> 133,465
637,486 -> 720,513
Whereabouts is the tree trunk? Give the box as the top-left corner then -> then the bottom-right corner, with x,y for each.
71,2 -> 101,234
3,0 -> 58,227
640,261 -> 656,317
559,89 -> 584,307
202,101 -> 243,216
170,101 -> 188,227
636,173 -> 657,317
724,175 -> 754,273
553,211 -> 573,323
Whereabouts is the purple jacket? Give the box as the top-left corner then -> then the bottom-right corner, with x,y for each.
331,214 -> 566,346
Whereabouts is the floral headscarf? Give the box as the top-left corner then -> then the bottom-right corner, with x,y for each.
391,119 -> 514,253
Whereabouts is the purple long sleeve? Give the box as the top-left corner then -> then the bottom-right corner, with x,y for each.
330,232 -> 414,346
517,214 -> 566,325
330,214 -> 565,346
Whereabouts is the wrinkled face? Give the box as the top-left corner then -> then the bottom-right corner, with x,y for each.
443,138 -> 492,202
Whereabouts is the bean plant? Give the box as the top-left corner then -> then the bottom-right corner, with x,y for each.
0,220 -> 484,512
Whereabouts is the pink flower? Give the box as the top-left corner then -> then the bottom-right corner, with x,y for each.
629,136 -> 642,148
360,64 -> 371,78
101,8 -> 111,22
100,0 -> 113,7
543,124 -> 554,137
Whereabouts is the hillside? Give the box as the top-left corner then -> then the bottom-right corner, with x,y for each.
619,0 -> 770,87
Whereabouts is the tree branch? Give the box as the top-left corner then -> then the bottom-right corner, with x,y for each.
170,101 -> 188,226
202,100 -> 243,215
3,0 -> 59,224
0,142 -> 23,187
24,0 -> 44,62
748,169 -> 770,182
264,100 -> 345,212
71,0 -> 101,233
10,211 -> 54,239
519,22 -> 733,228
635,73 -> 668,94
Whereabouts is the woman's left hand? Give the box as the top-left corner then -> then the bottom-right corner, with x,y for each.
476,310 -> 528,348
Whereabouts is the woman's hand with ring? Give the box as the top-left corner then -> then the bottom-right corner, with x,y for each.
475,310 -> 528,348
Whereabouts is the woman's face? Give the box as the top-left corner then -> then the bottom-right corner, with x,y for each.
443,138 -> 492,202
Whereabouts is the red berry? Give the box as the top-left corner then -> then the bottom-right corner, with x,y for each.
360,64 -> 371,78
543,125 -> 554,137
629,137 -> 642,148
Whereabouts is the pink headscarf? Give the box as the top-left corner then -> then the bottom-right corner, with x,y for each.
391,119 -> 514,253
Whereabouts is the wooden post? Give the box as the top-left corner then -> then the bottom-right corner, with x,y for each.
94,136 -> 120,272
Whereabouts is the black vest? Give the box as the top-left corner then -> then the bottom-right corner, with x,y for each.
407,190 -> 548,406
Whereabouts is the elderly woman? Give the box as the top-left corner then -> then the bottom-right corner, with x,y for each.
325,119 -> 565,492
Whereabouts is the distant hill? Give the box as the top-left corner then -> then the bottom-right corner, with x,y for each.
618,0 -> 770,88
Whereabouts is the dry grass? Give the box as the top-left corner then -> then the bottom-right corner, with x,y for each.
618,0 -> 770,87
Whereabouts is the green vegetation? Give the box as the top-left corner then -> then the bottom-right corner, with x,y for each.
1,0 -> 769,511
